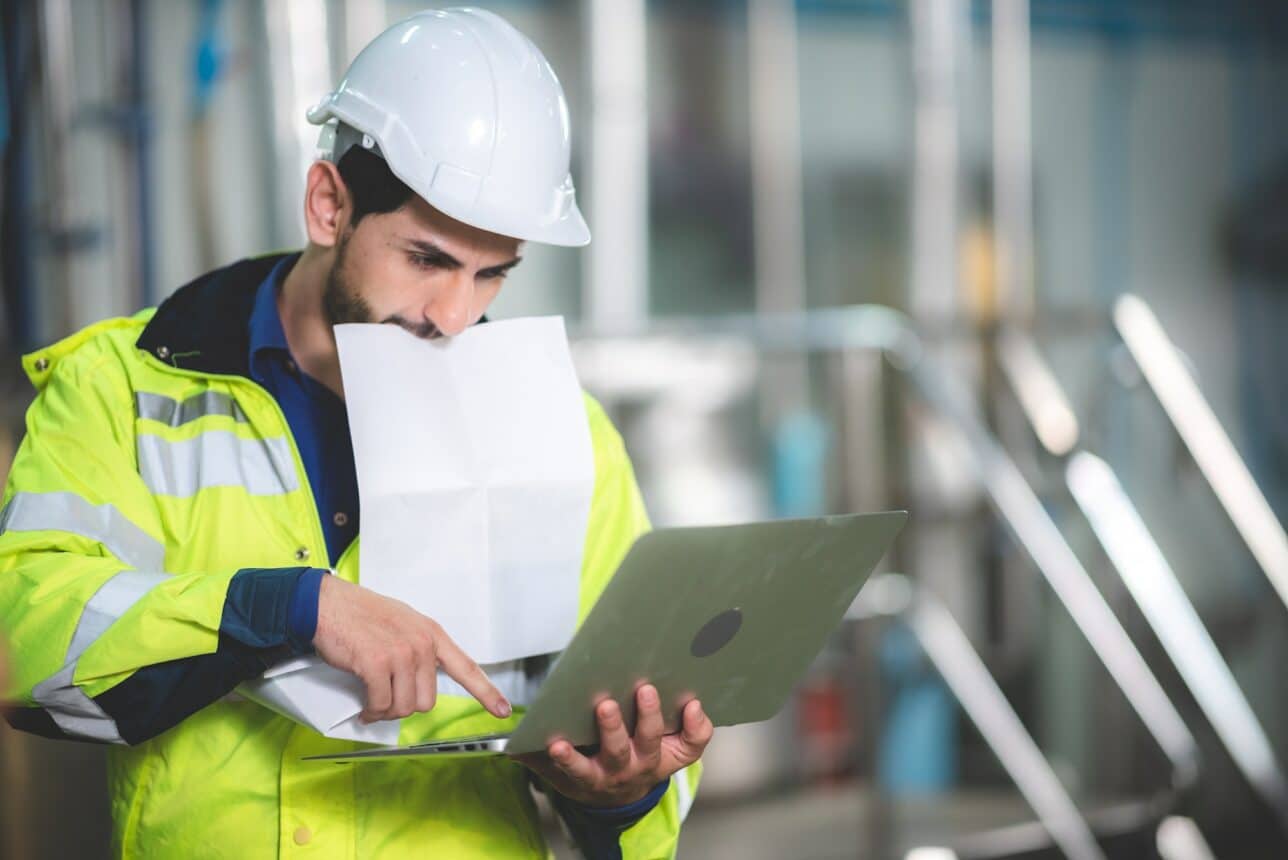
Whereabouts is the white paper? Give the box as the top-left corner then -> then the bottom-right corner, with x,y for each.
240,656 -> 401,744
338,317 -> 594,662
240,317 -> 594,740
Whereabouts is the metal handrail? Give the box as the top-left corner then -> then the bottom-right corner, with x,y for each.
1067,452 -> 1288,832
851,575 -> 1105,860
1114,294 -> 1288,612
573,304 -> 1199,785
993,323 -> 1288,836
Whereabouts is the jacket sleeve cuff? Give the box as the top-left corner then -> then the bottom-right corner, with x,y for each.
571,776 -> 670,823
286,568 -> 327,648
545,776 -> 671,858
220,567 -> 328,657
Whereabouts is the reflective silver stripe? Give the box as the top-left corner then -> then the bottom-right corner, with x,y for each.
435,653 -> 556,706
32,665 -> 124,743
0,492 -> 165,570
136,390 -> 248,427
66,570 -> 169,659
137,431 -> 299,497
31,570 -> 169,744
675,764 -> 696,821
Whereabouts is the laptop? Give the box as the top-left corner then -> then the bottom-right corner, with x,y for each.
305,511 -> 906,762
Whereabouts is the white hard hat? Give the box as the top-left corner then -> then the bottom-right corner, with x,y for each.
307,7 -> 590,247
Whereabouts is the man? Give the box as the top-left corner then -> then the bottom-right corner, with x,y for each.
0,9 -> 706,858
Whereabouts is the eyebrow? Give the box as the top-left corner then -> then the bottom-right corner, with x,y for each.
479,257 -> 523,278
404,238 -> 522,278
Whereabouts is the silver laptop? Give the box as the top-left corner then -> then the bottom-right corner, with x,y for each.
305,511 -> 906,762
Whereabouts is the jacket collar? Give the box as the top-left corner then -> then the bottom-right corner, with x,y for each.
137,251 -> 490,379
136,253 -> 296,378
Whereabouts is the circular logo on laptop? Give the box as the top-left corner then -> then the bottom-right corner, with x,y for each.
690,608 -> 743,658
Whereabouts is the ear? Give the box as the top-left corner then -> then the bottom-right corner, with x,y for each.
303,160 -> 349,248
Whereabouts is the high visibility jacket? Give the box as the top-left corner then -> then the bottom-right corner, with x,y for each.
0,255 -> 700,858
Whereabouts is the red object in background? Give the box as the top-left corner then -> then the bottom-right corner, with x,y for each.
797,676 -> 856,783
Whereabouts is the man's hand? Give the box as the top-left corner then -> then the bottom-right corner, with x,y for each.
515,684 -> 713,808
312,576 -> 511,723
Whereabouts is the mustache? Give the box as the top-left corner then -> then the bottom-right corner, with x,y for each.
382,315 -> 443,340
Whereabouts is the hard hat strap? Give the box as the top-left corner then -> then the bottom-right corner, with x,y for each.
318,120 -> 384,165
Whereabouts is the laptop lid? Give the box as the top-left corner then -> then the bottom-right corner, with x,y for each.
503,511 -> 906,754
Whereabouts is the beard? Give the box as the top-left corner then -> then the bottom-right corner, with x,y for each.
323,232 -> 376,326
323,231 -> 442,339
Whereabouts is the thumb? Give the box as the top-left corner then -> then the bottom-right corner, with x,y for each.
660,700 -> 713,767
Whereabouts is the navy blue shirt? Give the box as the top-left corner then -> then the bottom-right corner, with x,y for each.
248,255 -> 360,565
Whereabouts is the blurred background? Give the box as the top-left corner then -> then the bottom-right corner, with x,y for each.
2,0 -> 1287,857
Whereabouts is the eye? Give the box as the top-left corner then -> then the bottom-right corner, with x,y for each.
409,254 -> 437,270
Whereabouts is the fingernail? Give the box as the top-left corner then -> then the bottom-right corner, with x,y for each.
640,686 -> 658,705
496,700 -> 512,718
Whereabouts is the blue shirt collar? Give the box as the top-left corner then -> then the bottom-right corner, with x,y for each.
247,254 -> 300,380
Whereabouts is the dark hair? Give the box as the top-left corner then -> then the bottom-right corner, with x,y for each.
336,146 -> 415,224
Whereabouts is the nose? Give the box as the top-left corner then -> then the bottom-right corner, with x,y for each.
425,272 -> 474,337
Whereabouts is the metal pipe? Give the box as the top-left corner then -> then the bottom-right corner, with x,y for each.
126,0 -> 155,306
852,575 -> 1104,860
911,592 -> 1106,860
1068,451 -> 1288,833
574,304 -> 1199,782
748,0 -> 810,419
984,321 -> 1288,839
35,0 -> 77,338
584,0 -> 649,330
908,354 -> 1201,784
837,349 -> 889,514
1114,293 -> 1288,612
991,326 -> 1288,839
262,0 -> 333,246
991,0 -> 1035,323
909,0 -> 963,321
996,328 -> 1079,456
1155,816 -> 1216,860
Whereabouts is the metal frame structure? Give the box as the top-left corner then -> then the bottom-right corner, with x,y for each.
1113,295 -> 1288,612
572,300 -> 1251,856
576,302 -> 1200,771
850,575 -> 1105,860
995,322 -> 1288,837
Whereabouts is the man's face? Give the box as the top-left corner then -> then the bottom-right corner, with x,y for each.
323,194 -> 523,339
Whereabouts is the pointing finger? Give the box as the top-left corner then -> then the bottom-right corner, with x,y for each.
434,627 -> 512,719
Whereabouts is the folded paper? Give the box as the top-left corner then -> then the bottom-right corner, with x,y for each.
240,317 -> 594,740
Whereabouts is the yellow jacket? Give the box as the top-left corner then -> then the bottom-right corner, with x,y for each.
0,255 -> 699,858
